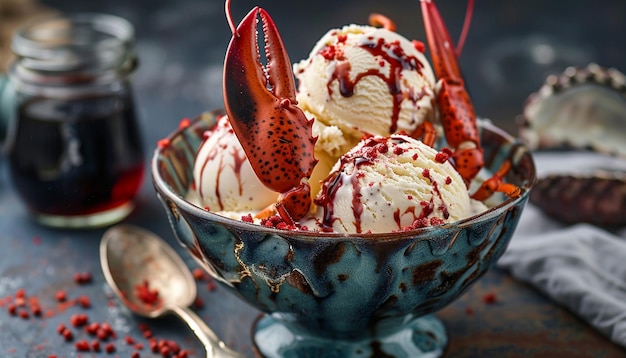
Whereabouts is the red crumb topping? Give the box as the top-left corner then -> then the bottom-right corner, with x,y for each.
412,39 -> 425,53
157,138 -> 170,149
73,272 -> 92,285
436,148 -> 454,164
178,117 -> 191,129
192,268 -> 207,281
70,313 -> 88,327
55,290 -> 67,302
135,280 -> 160,306
260,215 -> 297,230
16,289 -> 25,298
483,292 -> 497,304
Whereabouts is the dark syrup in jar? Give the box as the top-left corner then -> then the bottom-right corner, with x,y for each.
8,94 -> 144,216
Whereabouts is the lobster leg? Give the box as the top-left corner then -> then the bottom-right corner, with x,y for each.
421,0 -> 519,200
223,1 -> 317,222
471,161 -> 521,201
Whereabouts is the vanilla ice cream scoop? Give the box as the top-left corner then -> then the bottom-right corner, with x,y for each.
294,24 -> 437,140
313,134 -> 472,234
193,115 -> 278,213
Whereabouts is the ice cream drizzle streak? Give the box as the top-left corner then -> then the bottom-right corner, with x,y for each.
322,32 -> 428,134
315,136 -> 451,233
196,116 -> 248,211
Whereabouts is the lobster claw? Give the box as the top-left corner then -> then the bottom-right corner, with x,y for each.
421,0 -> 483,185
421,0 -> 519,199
223,5 -> 317,221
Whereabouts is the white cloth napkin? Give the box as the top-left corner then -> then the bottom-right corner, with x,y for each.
496,151 -> 626,347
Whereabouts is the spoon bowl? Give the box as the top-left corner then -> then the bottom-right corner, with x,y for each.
100,224 -> 244,358
100,224 -> 195,317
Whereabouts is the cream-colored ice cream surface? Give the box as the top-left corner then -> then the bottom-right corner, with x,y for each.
192,115 -> 278,213
308,111 -> 361,200
294,24 -> 437,140
310,134 -> 473,234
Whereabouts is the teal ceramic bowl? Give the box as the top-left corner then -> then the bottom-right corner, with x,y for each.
152,110 -> 536,358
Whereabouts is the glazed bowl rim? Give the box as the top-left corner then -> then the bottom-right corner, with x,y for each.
151,110 -> 536,242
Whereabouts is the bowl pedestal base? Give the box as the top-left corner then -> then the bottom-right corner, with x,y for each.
252,313 -> 448,358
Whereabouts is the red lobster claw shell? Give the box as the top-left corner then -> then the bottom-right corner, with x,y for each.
223,6 -> 317,221
421,0 -> 484,185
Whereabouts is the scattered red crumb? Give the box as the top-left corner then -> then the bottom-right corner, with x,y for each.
192,268 -> 207,281
435,151 -> 450,163
135,280 -> 160,306
465,306 -> 474,315
3,272 -> 194,357
31,304 -> 42,316
73,272 -> 92,285
445,176 -> 452,185
75,339 -> 90,351
157,138 -> 170,149
77,295 -> 91,308
206,280 -> 216,292
104,342 -> 116,353
430,217 -> 445,226
101,322 -> 115,338
85,322 -> 99,335
55,290 -> 67,302
91,340 -> 101,352
483,292 -> 497,304
178,117 -> 191,129
32,235 -> 41,245
70,313 -> 88,327
260,214 -> 297,230
61,327 -> 74,341
149,338 -> 159,353
412,39 -> 425,53
97,327 -> 110,341
241,214 -> 253,223
193,297 -> 204,309
14,297 -> 26,306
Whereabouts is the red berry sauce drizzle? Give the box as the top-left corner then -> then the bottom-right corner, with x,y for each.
194,115 -> 248,212
314,136 -> 453,233
316,29 -> 430,134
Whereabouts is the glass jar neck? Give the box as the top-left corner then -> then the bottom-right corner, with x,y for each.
9,13 -> 137,93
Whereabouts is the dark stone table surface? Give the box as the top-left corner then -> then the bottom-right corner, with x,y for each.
1,0 -> 625,356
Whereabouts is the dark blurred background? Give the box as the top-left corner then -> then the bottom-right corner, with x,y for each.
30,0 -> 626,138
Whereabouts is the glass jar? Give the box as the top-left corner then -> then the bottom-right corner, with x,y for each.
6,13 -> 144,228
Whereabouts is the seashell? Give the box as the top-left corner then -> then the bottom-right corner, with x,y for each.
518,63 -> 626,158
519,63 -> 626,228
530,171 -> 626,228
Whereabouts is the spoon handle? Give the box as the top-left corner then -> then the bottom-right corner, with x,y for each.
172,305 -> 245,358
